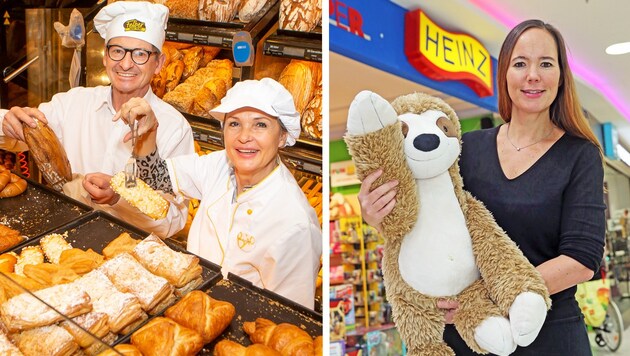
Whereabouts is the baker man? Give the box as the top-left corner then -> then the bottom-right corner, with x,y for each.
0,1 -> 194,238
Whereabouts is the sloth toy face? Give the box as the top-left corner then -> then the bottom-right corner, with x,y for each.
399,109 -> 460,179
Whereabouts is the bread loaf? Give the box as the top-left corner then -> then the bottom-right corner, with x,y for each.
182,46 -> 203,80
162,0 -> 198,19
278,60 -> 318,114
22,120 -> 72,191
238,0 -> 268,23
301,79 -> 322,139
199,0 -> 241,23
279,0 -> 319,32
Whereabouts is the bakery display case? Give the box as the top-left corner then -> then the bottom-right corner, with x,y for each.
0,204 -> 323,354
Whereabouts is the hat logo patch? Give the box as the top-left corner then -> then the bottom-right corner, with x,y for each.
123,19 -> 146,32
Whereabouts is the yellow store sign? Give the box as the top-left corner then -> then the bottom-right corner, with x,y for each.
405,10 -> 493,97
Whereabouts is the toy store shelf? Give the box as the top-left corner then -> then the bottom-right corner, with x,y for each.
165,1 -> 280,49
263,28 -> 323,62
347,323 -> 397,336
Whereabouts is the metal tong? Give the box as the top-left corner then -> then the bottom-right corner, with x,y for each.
124,121 -> 138,188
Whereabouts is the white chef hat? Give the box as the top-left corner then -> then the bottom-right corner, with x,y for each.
210,78 -> 301,147
93,1 -> 169,51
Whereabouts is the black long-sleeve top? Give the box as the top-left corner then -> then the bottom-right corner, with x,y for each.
460,125 -> 606,321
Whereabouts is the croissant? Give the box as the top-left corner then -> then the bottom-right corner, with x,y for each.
214,339 -> 281,356
0,225 -> 23,252
243,318 -> 315,356
313,336 -> 322,356
164,290 -> 235,343
102,232 -> 140,260
0,168 -> 9,191
130,317 -> 204,356
0,173 -> 27,198
96,343 -> 142,356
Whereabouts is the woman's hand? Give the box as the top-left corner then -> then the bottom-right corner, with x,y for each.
82,173 -> 119,205
437,299 -> 459,324
357,169 -> 398,232
2,106 -> 48,141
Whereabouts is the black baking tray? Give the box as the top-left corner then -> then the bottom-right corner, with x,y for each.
0,177 -> 92,252
6,210 -> 223,348
198,273 -> 323,354
115,273 -> 322,354
10,210 -> 223,289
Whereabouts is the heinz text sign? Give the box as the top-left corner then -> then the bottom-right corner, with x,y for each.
405,10 -> 493,97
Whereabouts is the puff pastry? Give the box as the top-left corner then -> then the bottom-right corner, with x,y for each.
0,330 -> 22,355
94,343 -> 142,356
1,283 -> 91,332
14,246 -> 44,276
23,262 -> 80,286
0,272 -> 45,301
60,311 -> 109,348
102,233 -> 140,260
132,234 -> 202,288
59,248 -> 104,275
118,311 -> 148,335
174,276 -> 203,297
83,332 -> 117,356
130,317 -> 204,356
75,269 -> 144,333
0,224 -> 23,252
164,290 -> 235,344
99,252 -> 173,311
40,233 -> 72,264
243,318 -> 315,356
12,324 -> 78,356
214,340 -> 281,356
147,291 -> 177,316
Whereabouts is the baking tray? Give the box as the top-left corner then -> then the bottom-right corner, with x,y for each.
0,177 -> 92,252
115,273 -> 322,354
198,273 -> 323,354
5,210 -> 223,349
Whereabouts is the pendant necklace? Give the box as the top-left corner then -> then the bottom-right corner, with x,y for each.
506,122 -> 554,151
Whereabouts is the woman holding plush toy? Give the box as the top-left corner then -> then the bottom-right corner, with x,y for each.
359,19 -> 605,355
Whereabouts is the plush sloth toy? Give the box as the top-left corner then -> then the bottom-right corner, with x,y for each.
344,91 -> 551,356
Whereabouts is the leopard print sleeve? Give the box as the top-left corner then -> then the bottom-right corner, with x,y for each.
136,149 -> 174,194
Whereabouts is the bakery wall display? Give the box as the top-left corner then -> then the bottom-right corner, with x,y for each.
0,178 -> 92,254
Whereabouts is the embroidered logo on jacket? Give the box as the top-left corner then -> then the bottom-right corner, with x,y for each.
123,19 -> 146,32
237,232 -> 255,252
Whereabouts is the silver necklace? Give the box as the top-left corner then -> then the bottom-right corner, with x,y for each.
506,122 -> 554,151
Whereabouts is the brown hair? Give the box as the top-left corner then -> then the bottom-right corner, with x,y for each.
497,19 -> 602,151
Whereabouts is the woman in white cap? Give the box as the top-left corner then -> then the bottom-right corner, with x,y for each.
124,78 -> 322,309
0,1 -> 194,238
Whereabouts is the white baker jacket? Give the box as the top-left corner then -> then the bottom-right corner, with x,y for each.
0,86 -> 195,237
167,151 -> 322,309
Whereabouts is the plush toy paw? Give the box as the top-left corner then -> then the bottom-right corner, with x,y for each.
509,291 -> 547,346
346,90 -> 398,135
474,316 -> 517,356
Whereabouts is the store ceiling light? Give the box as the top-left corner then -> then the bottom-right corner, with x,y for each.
606,42 -> 630,55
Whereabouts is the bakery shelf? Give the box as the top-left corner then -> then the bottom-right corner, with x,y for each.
0,177 -> 92,253
263,28 -> 323,62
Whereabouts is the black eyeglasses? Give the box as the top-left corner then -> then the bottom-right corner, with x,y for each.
106,45 -> 157,65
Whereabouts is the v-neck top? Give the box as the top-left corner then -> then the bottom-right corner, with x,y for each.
460,125 -> 605,321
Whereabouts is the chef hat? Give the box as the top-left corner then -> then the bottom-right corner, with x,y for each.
94,1 -> 169,51
211,78 -> 301,147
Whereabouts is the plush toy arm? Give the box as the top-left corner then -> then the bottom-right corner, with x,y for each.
344,91 -> 418,242
463,192 -> 551,313
346,91 -> 398,135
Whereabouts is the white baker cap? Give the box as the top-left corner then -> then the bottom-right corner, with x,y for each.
211,78 -> 301,147
94,1 -> 169,51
